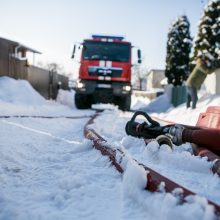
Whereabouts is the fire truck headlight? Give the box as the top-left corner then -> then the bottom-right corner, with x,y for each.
76,81 -> 85,89
123,85 -> 131,92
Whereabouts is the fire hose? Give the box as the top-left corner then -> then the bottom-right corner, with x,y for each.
84,111 -> 220,215
125,111 -> 220,177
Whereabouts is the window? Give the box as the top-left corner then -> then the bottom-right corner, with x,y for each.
82,41 -> 131,62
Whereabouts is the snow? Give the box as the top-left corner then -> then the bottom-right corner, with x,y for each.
56,89 -> 76,109
133,93 -> 173,113
0,77 -> 45,105
0,77 -> 93,117
0,76 -> 220,220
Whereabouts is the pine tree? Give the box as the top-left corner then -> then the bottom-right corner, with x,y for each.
192,0 -> 220,65
165,15 -> 192,86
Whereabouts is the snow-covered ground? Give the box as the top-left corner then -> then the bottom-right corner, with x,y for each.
0,76 -> 220,220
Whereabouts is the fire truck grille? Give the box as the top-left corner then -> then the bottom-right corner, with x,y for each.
88,66 -> 122,77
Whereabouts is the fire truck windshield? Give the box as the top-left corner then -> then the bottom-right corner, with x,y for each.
82,41 -> 130,62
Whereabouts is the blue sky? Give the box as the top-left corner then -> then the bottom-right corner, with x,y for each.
0,0 -> 208,77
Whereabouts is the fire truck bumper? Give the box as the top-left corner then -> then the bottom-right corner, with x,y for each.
75,79 -> 131,96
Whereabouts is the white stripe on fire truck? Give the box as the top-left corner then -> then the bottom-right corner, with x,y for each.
106,61 -> 112,67
99,61 -> 105,67
98,76 -> 104,80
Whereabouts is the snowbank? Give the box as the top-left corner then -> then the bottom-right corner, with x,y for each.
0,77 -> 94,116
56,89 -> 76,108
138,93 -> 173,113
131,88 -> 220,125
155,93 -> 220,125
0,76 -> 46,105
131,95 -> 151,110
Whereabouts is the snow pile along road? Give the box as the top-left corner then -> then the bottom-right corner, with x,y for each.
0,76 -> 94,117
0,77 -> 220,220
0,76 -> 46,105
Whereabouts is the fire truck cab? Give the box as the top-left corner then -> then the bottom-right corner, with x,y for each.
72,35 -> 141,110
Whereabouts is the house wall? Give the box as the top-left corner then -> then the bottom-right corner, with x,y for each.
0,39 -> 11,76
203,68 -> 220,94
147,72 -> 153,90
9,58 -> 28,79
0,38 -> 28,79
147,70 -> 165,90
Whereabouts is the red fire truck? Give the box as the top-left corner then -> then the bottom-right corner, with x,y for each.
72,35 -> 141,110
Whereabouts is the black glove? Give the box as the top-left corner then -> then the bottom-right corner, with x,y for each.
212,59 -> 220,69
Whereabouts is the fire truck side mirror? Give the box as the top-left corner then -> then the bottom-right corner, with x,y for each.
137,49 -> 142,64
71,45 -> 76,59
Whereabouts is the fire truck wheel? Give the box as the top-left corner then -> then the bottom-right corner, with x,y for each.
119,96 -> 131,111
75,93 -> 91,109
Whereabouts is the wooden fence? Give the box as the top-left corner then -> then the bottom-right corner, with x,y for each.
0,57 -> 69,99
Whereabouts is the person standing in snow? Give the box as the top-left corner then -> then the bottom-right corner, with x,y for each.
186,58 -> 210,109
186,55 -> 220,109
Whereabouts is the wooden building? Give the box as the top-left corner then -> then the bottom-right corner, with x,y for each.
146,69 -> 165,90
0,37 -> 41,79
0,36 -> 69,99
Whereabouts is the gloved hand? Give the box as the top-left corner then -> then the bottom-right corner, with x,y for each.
212,59 -> 220,69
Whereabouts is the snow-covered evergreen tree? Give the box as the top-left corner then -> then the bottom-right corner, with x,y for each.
192,0 -> 220,65
165,15 -> 192,86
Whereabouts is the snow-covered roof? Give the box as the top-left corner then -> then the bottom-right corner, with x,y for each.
0,36 -> 41,54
